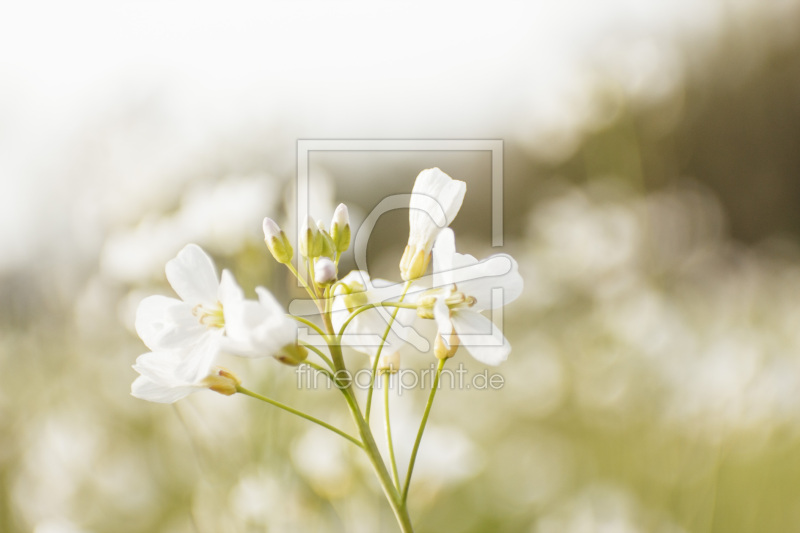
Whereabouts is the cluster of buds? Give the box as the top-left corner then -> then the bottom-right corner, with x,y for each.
264,204 -> 351,278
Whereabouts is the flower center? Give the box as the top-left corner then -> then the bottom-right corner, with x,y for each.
192,302 -> 225,328
416,285 -> 476,319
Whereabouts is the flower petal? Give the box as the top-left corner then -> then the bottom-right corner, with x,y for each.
165,244 -> 219,306
131,374 -> 201,403
222,288 -> 297,358
408,168 -> 467,252
218,269 -> 244,308
451,310 -> 510,366
434,296 -> 453,337
135,295 -> 205,351
457,254 -> 524,311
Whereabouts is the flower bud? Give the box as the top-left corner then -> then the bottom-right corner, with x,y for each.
316,220 -> 336,258
263,217 -> 293,264
202,367 -> 242,396
434,332 -> 459,360
299,216 -> 323,258
314,257 -> 336,285
276,343 -> 308,366
331,203 -> 351,254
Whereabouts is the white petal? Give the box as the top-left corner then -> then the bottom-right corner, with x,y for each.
433,297 -> 453,337
135,295 -> 205,351
223,289 -> 297,358
457,254 -> 524,311
410,168 -> 466,228
165,244 -> 220,306
451,311 -> 510,366
255,286 -> 288,318
408,168 -> 466,251
175,330 -> 222,382
131,374 -> 201,403
218,269 -> 244,307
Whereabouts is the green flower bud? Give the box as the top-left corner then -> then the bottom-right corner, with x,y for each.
276,343 -> 308,366
331,203 -> 351,254
263,217 -> 293,264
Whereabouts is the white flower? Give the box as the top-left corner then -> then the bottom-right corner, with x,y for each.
425,229 -> 523,366
135,243 -> 243,379
400,168 -> 467,281
131,333 -> 239,403
223,287 -> 306,364
332,270 -> 416,359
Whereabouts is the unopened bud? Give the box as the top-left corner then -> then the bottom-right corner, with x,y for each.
299,216 -> 323,258
314,257 -> 336,285
276,343 -> 308,366
203,367 -> 242,396
316,220 -> 335,258
434,331 -> 459,360
263,217 -> 293,264
331,203 -> 351,254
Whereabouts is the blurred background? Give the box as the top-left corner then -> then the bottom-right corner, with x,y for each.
3,1 -> 800,531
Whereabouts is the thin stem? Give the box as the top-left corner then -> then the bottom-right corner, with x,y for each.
286,261 -> 318,303
301,341 -> 335,370
328,341 -> 414,532
365,281 -> 412,422
303,360 -> 337,384
236,385 -> 362,448
337,303 -> 377,341
379,302 -> 418,310
289,315 -> 327,338
319,278 -> 413,531
384,372 -> 401,490
402,358 -> 446,504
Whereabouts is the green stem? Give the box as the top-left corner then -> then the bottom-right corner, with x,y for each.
384,372 -> 401,490
236,385 -> 362,448
320,300 -> 414,532
401,358 -> 445,504
365,282 -> 412,422
289,315 -> 327,338
301,341 -> 335,370
329,342 -> 414,532
286,261 -> 319,304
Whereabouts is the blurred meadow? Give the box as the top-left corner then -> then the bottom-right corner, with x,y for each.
3,1 -> 800,532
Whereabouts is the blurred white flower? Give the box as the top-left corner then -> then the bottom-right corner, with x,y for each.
135,244 -> 243,380
399,168 -> 466,281
131,334 -> 222,403
223,287 -> 306,365
425,228 -> 523,366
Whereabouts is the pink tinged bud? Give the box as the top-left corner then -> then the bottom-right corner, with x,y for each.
314,257 -> 336,285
